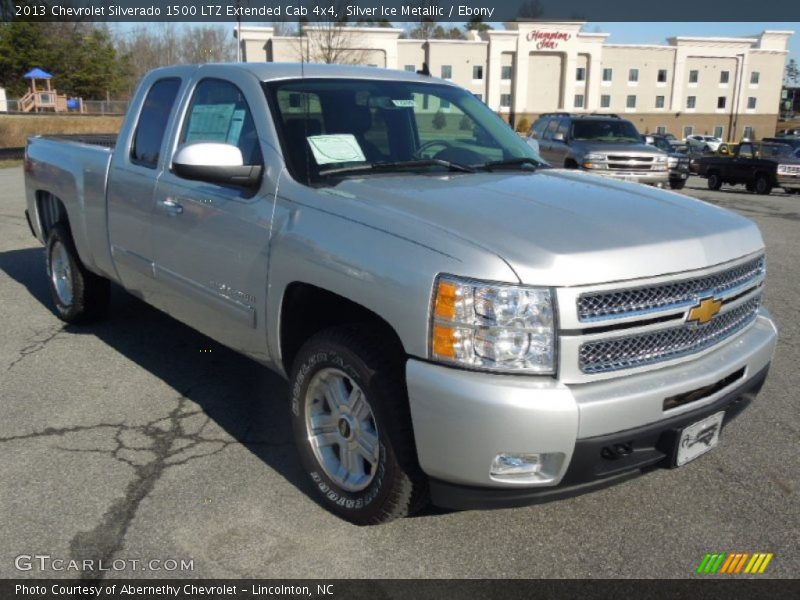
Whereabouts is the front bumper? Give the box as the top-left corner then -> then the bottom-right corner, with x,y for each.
777,174 -> 800,189
406,311 -> 777,509
583,169 -> 670,185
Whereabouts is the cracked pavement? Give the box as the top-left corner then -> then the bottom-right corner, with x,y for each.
0,167 -> 797,578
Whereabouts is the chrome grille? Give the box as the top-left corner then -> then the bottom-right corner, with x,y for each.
606,155 -> 657,171
578,255 -> 765,321
780,165 -> 800,175
579,296 -> 760,374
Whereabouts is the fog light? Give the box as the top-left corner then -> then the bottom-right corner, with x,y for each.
490,452 -> 565,484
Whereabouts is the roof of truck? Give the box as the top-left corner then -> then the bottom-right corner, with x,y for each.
154,62 -> 453,85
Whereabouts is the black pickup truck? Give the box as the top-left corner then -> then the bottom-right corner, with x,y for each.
695,141 -> 800,195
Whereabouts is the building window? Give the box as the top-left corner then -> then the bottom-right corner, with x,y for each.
600,94 -> 611,108
472,65 -> 483,80
628,68 -> 639,82
626,95 -> 636,109
602,68 -> 613,82
441,65 -> 452,79
500,93 -> 512,108
747,96 -> 757,109
655,95 -> 665,108
743,126 -> 754,140
750,71 -> 760,85
687,96 -> 697,109
576,67 -> 586,82
689,70 -> 699,83
720,70 -> 730,84
717,96 -> 727,109
656,125 -> 667,135
440,99 -> 451,110
501,66 -> 513,80
657,69 -> 667,83
574,94 -> 585,108
713,126 -> 724,139
404,65 -> 415,72
684,125 -> 694,138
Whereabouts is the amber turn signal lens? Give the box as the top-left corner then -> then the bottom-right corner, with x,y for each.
434,280 -> 457,320
431,324 -> 456,358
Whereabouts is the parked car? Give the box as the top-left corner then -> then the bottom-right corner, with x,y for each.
648,134 -> 691,189
24,63 -> 777,524
762,136 -> 800,150
775,128 -> 800,137
528,113 -> 669,186
685,135 -> 723,152
694,141 -> 800,194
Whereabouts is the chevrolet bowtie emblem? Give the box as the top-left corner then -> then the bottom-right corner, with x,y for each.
687,297 -> 723,325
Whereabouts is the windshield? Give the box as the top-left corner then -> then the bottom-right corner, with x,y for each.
570,119 -> 642,142
263,78 -> 542,184
761,144 -> 800,158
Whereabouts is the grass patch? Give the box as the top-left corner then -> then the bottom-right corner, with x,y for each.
0,159 -> 22,169
0,114 -> 123,148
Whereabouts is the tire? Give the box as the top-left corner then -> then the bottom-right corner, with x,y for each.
45,223 -> 109,323
754,174 -> 772,195
669,179 -> 686,190
289,325 -> 427,525
746,182 -> 756,193
785,188 -> 800,195
707,172 -> 722,190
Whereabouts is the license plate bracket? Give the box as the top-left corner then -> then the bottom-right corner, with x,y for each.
674,411 -> 725,467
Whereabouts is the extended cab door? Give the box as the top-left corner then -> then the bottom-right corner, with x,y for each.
149,71 -> 275,359
731,142 -> 756,183
107,74 -> 188,299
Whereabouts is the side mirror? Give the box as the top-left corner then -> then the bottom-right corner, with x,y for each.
644,135 -> 654,145
552,132 -> 565,142
172,142 -> 262,188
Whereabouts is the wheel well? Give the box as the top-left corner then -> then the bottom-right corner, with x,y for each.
35,191 -> 69,239
279,283 -> 405,374
564,158 -> 578,168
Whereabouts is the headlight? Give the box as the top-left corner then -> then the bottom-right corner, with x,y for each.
777,164 -> 790,174
653,155 -> 668,164
668,156 -> 678,168
430,276 -> 556,373
584,153 -> 606,161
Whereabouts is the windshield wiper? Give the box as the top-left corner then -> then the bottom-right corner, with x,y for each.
319,158 -> 475,177
476,157 -> 543,171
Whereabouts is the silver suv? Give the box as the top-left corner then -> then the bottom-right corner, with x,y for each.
529,113 -> 669,186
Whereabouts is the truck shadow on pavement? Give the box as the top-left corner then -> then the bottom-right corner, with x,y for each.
1,246 -> 443,554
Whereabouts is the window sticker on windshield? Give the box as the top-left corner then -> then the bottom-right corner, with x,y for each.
391,99 -> 416,108
306,134 -> 366,165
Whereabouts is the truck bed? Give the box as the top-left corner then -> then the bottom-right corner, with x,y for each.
37,133 -> 117,149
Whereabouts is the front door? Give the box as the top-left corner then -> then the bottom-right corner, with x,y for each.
150,77 -> 272,358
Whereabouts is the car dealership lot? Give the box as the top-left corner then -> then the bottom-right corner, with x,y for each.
0,167 -> 797,579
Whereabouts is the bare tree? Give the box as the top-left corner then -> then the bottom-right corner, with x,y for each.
296,23 -> 368,64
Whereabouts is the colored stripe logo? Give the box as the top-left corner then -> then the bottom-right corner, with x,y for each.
696,552 -> 773,574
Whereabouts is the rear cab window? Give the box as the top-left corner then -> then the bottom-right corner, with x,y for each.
130,78 -> 181,169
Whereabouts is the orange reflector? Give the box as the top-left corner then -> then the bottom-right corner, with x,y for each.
434,280 -> 457,320
432,324 -> 456,358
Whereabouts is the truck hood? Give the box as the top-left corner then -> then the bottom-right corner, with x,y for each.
570,141 -> 663,155
330,169 -> 763,287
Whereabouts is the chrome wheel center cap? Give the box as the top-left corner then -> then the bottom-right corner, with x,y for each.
338,416 -> 353,440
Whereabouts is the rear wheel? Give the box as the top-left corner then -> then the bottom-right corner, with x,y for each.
707,172 -> 722,190
754,174 -> 772,195
45,223 -> 109,323
289,325 -> 427,525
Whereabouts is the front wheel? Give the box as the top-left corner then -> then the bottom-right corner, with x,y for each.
289,326 -> 427,525
46,223 -> 109,323
754,174 -> 772,195
707,172 -> 722,190
669,179 -> 686,190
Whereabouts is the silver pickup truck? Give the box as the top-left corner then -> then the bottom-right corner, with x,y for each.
24,63 -> 777,525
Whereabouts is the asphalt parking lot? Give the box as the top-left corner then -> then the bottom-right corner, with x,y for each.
0,166 -> 797,579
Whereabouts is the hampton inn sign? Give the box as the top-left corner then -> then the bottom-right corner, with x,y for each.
238,21 -> 793,141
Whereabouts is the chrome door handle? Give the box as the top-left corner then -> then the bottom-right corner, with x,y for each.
158,198 -> 183,215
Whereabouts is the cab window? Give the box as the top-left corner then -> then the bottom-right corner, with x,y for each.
179,78 -> 262,166
131,78 -> 181,168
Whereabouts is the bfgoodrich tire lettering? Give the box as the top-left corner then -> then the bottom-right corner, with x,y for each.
289,326 -> 427,524
45,223 -> 109,323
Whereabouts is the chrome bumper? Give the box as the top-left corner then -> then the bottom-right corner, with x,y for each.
584,169 -> 670,185
406,309 -> 777,489
777,174 -> 800,189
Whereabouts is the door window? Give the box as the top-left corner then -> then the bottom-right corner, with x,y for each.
180,78 -> 262,166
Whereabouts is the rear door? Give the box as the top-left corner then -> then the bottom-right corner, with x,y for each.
149,71 -> 274,358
